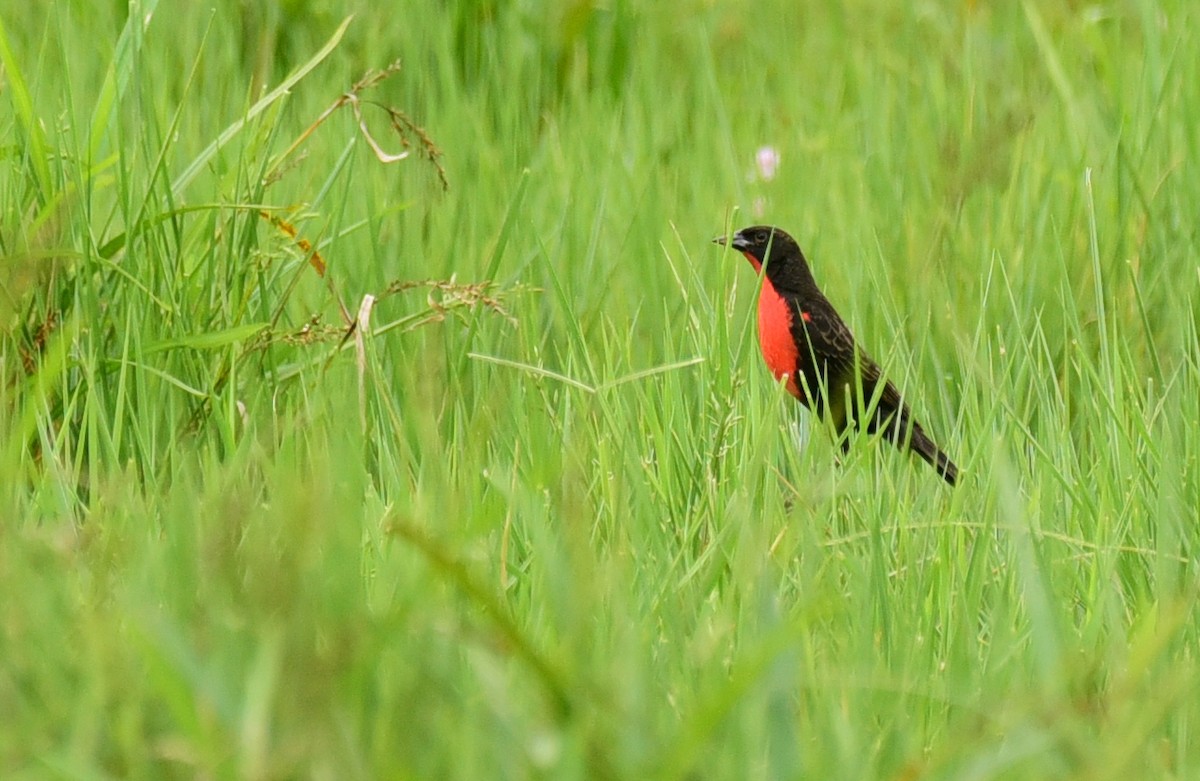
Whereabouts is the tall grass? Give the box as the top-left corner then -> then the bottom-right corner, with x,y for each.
2,1 -> 1199,778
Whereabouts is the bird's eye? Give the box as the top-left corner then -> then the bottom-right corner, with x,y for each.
755,231 -> 770,244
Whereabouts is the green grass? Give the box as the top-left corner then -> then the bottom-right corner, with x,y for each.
2,0 -> 1199,778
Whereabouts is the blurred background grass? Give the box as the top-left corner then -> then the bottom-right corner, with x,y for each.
2,1 -> 1199,778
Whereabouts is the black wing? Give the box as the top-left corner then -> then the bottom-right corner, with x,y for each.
787,294 -> 859,421
792,298 -> 959,484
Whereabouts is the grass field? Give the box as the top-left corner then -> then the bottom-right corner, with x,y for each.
3,1 -> 1199,778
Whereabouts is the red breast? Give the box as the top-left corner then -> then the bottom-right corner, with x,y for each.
744,252 -> 805,402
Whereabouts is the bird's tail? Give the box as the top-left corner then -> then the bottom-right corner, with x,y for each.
909,427 -> 958,486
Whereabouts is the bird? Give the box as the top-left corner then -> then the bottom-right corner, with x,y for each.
714,225 -> 958,485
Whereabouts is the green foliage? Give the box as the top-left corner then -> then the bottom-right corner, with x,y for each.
2,0 -> 1199,778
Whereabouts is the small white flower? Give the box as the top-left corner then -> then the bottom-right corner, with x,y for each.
755,146 -> 781,181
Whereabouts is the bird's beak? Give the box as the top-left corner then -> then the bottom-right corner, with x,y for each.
714,232 -> 748,251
